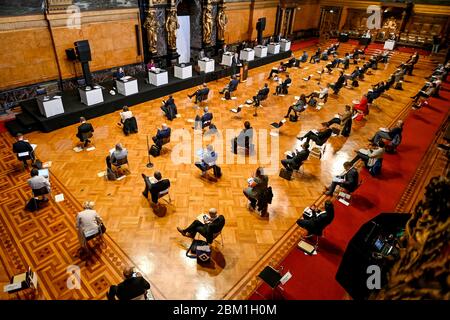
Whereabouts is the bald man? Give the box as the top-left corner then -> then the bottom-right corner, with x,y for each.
152,123 -> 171,148
177,208 -> 225,244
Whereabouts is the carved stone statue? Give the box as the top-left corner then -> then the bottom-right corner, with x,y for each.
216,5 -> 228,41
143,9 -> 158,55
202,2 -> 213,45
166,8 -> 179,50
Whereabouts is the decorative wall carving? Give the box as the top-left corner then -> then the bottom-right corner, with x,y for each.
143,8 -> 158,55
216,3 -> 228,41
202,0 -> 213,45
371,176 -> 450,300
165,7 -> 179,50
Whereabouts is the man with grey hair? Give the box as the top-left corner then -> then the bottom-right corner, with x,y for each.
194,106 -> 213,130
187,83 -> 209,103
152,123 -> 171,148
76,201 -> 104,248
177,208 -> 225,244
106,143 -> 128,170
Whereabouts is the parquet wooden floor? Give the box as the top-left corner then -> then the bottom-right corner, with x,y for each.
1,41 -> 439,299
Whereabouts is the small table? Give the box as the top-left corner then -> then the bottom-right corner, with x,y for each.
174,64 -> 192,79
254,45 -> 268,58
115,77 -> 138,96
79,86 -> 104,106
148,69 -> 168,86
198,58 -> 215,73
240,48 -> 255,61
221,52 -> 234,66
36,96 -> 64,117
268,43 -> 280,55
383,40 -> 395,50
280,39 -> 291,52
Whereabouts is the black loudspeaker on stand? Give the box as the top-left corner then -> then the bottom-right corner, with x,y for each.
256,17 -> 266,45
74,40 -> 93,87
146,136 -> 154,168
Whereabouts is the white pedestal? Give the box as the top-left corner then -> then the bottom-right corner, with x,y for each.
280,39 -> 291,52
198,59 -> 215,73
37,96 -> 64,117
384,40 -> 395,50
148,70 -> 168,86
254,45 -> 268,58
221,53 -> 233,66
174,64 -> 192,79
268,43 -> 280,55
115,78 -> 138,96
79,87 -> 104,106
240,49 -> 255,62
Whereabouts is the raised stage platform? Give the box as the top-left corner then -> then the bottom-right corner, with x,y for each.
7,50 -> 291,134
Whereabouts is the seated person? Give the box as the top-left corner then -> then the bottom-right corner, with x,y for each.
281,142 -> 310,172
194,107 -> 213,130
285,53 -> 299,68
369,120 -> 403,145
76,117 -> 94,148
298,122 -> 333,145
324,161 -> 359,196
118,106 -> 138,135
243,167 -> 269,211
219,75 -> 239,95
13,133 -> 35,166
76,201 -> 104,249
107,266 -> 151,300
267,62 -> 286,79
284,94 -> 307,118
146,59 -> 156,71
28,168 -> 51,201
321,50 -> 329,60
232,121 -> 253,153
297,200 -> 334,235
306,86 -> 329,105
325,57 -> 339,73
253,83 -> 270,106
106,143 -> 128,170
114,67 -> 125,79
274,74 -> 292,95
330,71 -> 346,94
411,83 -> 437,103
141,171 -> 171,204
326,104 -> 352,137
352,140 -> 385,168
177,208 -> 225,244
161,95 -> 178,120
310,48 -> 321,63
299,51 -> 308,63
195,144 -> 218,177
337,53 -> 350,69
381,50 -> 389,63
152,124 -> 171,148
187,83 -> 209,103
353,94 -> 369,117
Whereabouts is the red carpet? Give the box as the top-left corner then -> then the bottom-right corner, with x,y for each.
291,38 -> 320,52
250,81 -> 449,300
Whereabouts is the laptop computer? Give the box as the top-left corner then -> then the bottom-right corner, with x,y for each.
38,169 -> 49,178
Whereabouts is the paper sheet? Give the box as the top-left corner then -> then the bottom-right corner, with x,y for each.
73,147 -> 83,153
55,194 -> 65,202
116,175 -> 126,181
86,147 -> 96,151
43,161 -> 52,168
97,171 -> 106,177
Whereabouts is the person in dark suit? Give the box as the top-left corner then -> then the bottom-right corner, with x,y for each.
243,167 -> 269,210
107,266 -> 151,300
188,83 -> 210,103
324,162 -> 359,196
76,117 -> 94,148
219,75 -> 239,94
274,74 -> 291,95
194,107 -> 213,130
232,121 -> 253,153
152,124 -> 171,148
141,171 -> 171,204
12,133 -> 35,166
253,83 -> 269,106
310,47 -> 321,63
267,62 -> 286,79
297,122 -> 333,145
177,208 -> 225,244
297,200 -> 334,235
281,142 -> 310,172
231,53 -> 242,77
114,67 -> 125,79
330,71 -> 346,94
161,95 -> 178,121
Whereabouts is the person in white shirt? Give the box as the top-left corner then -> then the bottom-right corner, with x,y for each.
119,106 -> 133,123
195,144 -> 218,177
76,201 -> 104,249
353,140 -> 385,168
305,86 -> 329,105
28,168 -> 51,201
